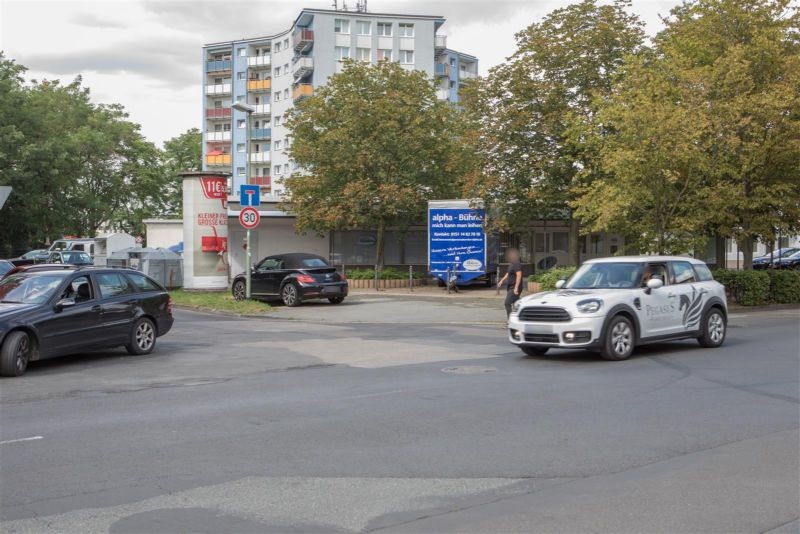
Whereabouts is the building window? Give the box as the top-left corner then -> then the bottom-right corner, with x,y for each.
356,47 -> 370,62
274,91 -> 281,102
399,50 -> 414,64
398,23 -> 414,37
334,19 -> 350,34
236,95 -> 245,103
449,57 -> 456,67
274,140 -> 282,150
284,62 -> 289,72
237,119 -> 246,128
214,100 -> 223,108
283,164 -> 289,174
237,48 -> 246,56
274,116 -> 282,126
274,165 -> 282,175
377,49 -> 392,61
236,143 -> 245,152
335,46 -> 350,61
377,22 -> 392,36
237,71 -> 246,80
237,167 -> 245,177
283,88 -> 289,99
356,21 -> 371,35
275,41 -> 281,52
274,66 -> 281,77
449,80 -> 455,89
214,124 -> 222,132
223,123 -> 231,131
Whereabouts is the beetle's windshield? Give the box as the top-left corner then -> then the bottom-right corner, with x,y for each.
0,274 -> 65,304
566,262 -> 644,289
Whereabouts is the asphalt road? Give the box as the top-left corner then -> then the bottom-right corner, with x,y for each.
1,299 -> 798,533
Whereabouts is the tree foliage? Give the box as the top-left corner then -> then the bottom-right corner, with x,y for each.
162,128 -> 202,216
282,60 -> 468,266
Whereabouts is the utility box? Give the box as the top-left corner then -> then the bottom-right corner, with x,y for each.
107,247 -> 183,288
94,233 -> 136,266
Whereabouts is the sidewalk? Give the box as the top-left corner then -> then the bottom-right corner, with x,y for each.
348,285 -> 507,300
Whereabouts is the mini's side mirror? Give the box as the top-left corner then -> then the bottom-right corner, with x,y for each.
54,298 -> 76,312
555,279 -> 566,289
644,277 -> 663,294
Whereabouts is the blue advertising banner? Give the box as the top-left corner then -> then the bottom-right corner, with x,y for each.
428,200 -> 486,284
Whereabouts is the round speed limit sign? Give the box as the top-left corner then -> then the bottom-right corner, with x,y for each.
239,207 -> 260,229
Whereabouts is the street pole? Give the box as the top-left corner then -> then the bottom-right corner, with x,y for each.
244,109 -> 252,299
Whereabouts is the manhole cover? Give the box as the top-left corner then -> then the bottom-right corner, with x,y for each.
441,366 -> 496,374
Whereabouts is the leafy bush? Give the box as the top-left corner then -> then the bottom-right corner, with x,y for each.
528,267 -> 577,291
344,267 -> 422,280
712,269 -> 770,306
767,270 -> 800,304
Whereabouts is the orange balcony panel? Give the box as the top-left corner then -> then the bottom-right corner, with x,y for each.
205,154 -> 231,166
293,84 -> 313,101
247,79 -> 271,91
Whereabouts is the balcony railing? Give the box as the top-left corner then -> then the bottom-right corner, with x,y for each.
250,128 -> 271,140
459,70 -> 478,80
293,83 -> 313,101
205,83 -> 232,96
206,59 -> 231,73
293,57 -> 314,80
250,152 -> 270,163
247,56 -> 271,68
435,63 -> 450,77
247,79 -> 271,91
206,131 -> 231,142
206,108 -> 231,119
206,154 -> 231,166
293,29 -> 314,52
434,34 -> 447,49
252,104 -> 271,115
249,176 -> 271,187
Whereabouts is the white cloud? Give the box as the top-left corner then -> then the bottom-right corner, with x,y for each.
1,0 -> 682,146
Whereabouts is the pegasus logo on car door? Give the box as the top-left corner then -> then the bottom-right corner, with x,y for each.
679,286 -> 706,329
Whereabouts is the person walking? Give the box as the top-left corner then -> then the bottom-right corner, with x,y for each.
498,248 -> 523,316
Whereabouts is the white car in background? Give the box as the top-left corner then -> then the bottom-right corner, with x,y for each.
508,256 -> 728,361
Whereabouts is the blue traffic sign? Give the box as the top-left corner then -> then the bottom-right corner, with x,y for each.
240,184 -> 260,207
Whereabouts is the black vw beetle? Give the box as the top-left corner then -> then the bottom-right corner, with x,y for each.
231,253 -> 348,306
0,267 -> 174,377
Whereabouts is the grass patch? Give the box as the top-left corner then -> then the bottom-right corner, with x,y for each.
170,289 -> 273,315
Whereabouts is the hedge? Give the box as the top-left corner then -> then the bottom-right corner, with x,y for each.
345,267 -> 423,280
712,269 -> 800,305
528,267 -> 577,291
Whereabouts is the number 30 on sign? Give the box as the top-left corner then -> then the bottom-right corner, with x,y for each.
239,207 -> 260,229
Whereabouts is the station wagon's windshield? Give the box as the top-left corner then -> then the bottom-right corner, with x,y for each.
0,274 -> 65,304
566,262 -> 644,289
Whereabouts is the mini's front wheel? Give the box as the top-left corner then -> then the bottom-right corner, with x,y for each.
600,316 -> 635,361
521,346 -> 549,356
698,308 -> 726,348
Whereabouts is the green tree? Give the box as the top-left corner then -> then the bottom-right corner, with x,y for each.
282,60 -> 467,267
460,0 -> 644,265
162,128 -> 202,216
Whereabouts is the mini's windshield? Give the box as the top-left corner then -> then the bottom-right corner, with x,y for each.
566,262 -> 644,289
0,261 -> 12,275
0,274 -> 65,304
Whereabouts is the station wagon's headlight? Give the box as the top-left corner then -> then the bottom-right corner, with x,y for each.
577,299 -> 603,313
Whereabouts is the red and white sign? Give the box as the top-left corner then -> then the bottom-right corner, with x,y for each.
200,176 -> 227,200
239,207 -> 260,229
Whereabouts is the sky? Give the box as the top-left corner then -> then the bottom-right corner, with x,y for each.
1,0 -> 682,147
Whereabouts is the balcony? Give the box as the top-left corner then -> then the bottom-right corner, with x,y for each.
206,59 -> 231,73
252,104 -> 271,116
247,79 -> 271,92
293,28 -> 314,52
206,131 -> 231,142
435,63 -> 450,77
293,57 -> 314,80
247,55 -> 271,69
250,152 -> 270,163
206,154 -> 231,166
249,176 -> 271,187
206,107 -> 231,119
250,128 -> 271,140
459,70 -> 478,80
205,83 -> 232,96
435,34 -> 447,49
293,83 -> 313,101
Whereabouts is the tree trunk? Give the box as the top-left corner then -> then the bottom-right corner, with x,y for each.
568,216 -> 580,266
374,219 -> 386,269
739,235 -> 754,271
714,234 -> 726,270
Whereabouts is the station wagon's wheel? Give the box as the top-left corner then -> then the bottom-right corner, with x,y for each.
600,315 -> 635,361
328,296 -> 345,304
126,318 -> 157,355
282,283 -> 301,307
232,280 -> 246,301
698,308 -> 726,348
521,346 -> 548,356
0,331 -> 31,377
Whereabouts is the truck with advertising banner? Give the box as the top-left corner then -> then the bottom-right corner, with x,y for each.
428,200 -> 498,287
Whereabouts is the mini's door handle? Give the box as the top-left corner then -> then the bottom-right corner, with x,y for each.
667,293 -> 676,298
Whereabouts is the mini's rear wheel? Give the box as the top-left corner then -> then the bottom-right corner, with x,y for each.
0,331 -> 31,377
126,318 -> 156,355
600,315 -> 635,361
521,346 -> 549,356
698,308 -> 726,348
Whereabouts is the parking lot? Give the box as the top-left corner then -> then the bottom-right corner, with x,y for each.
1,296 -> 798,533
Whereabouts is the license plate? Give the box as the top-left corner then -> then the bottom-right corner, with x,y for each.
527,324 -> 553,334
323,286 -> 341,294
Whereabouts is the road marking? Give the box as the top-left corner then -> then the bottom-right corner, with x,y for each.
0,436 -> 43,445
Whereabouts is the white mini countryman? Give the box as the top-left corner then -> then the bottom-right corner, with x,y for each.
508,256 -> 728,361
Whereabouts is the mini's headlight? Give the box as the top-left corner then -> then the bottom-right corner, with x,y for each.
512,301 -> 522,314
577,299 -> 603,313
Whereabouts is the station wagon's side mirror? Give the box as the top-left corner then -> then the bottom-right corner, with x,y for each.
644,277 -> 664,294
54,298 -> 76,312
555,279 -> 566,289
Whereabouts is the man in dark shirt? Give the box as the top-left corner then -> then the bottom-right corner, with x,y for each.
497,248 -> 523,316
